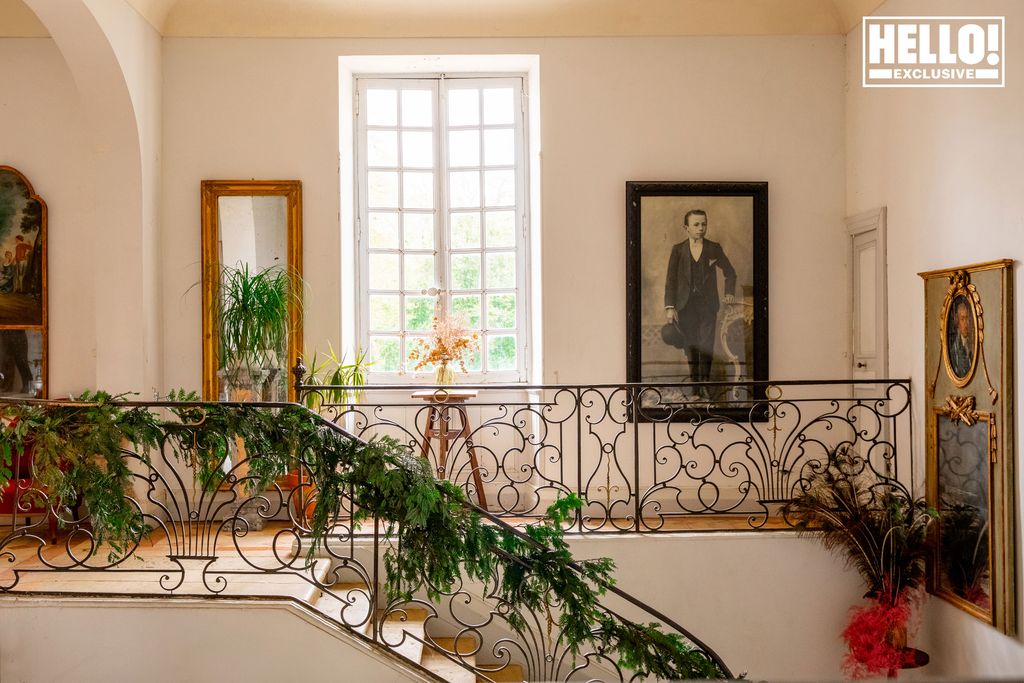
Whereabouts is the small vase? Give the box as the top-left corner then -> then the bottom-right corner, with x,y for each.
886,623 -> 908,650
434,362 -> 455,385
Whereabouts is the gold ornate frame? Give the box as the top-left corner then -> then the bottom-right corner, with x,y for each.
920,259 -> 1015,635
0,165 -> 47,399
939,271 -> 982,388
200,180 -> 303,402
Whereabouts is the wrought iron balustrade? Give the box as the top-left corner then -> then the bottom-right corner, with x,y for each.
297,377 -> 914,532
0,397 -> 731,681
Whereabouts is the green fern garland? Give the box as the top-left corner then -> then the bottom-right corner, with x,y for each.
0,394 -> 727,680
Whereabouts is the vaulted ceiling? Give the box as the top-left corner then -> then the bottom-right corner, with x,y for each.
3,0 -> 886,38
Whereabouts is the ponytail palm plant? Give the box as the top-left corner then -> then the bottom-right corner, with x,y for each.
218,263 -> 301,387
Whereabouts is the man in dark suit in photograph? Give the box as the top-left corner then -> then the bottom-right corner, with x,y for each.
663,209 -> 736,396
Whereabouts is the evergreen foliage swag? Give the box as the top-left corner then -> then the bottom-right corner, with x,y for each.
0,392 -> 726,680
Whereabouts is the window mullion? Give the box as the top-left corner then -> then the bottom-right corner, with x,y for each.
396,86 -> 408,373
515,78 -> 529,380
437,79 -> 450,321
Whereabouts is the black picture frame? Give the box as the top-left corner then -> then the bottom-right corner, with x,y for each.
626,181 -> 769,421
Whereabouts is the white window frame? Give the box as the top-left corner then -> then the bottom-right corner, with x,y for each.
352,70 -> 533,384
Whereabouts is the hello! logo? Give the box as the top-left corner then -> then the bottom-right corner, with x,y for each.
863,16 -> 1005,87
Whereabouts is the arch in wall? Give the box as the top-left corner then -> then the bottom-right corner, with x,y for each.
21,0 -> 158,393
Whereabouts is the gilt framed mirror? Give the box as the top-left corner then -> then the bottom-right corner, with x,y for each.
201,180 -> 302,403
921,260 -> 1015,635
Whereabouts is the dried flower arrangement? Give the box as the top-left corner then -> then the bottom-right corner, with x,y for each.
408,315 -> 479,383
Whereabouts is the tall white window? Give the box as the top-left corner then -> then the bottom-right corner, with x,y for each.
356,75 -> 530,382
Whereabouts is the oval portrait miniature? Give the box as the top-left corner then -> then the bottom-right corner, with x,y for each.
943,292 -> 978,386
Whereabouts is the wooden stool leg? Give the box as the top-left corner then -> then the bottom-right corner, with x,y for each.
456,407 -> 488,510
419,406 -> 437,461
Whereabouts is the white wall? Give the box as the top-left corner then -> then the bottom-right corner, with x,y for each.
846,0 -> 1024,676
1,0 -> 163,397
0,38 -> 94,394
160,35 -> 847,393
570,534 -> 865,680
89,0 -> 165,394
0,597 -> 428,682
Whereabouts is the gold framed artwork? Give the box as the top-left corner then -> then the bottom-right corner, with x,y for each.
921,260 -> 1015,635
0,166 -> 47,399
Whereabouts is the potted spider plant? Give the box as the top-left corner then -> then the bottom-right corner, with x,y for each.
783,446 -> 935,679
282,344 -> 372,523
217,262 -> 300,401
302,343 -> 373,412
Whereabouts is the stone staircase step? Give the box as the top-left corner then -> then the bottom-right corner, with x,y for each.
430,636 -> 479,655
310,579 -> 525,682
311,582 -> 374,635
420,649 -> 476,683
478,664 -> 525,682
380,607 -> 427,664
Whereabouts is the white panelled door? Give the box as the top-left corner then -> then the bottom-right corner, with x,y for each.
847,207 -> 888,384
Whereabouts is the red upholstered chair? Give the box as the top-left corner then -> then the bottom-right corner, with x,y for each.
0,423 -> 58,543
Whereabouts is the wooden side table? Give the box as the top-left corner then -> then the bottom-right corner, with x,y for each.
412,389 -> 487,509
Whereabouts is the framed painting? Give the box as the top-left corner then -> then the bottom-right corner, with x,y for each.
0,166 -> 46,398
626,182 -> 768,420
921,261 -> 1015,635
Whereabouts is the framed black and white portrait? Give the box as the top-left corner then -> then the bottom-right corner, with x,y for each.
626,182 -> 768,418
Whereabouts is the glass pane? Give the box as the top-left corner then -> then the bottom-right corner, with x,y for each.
451,253 -> 481,290
452,294 -> 481,328
449,171 -> 480,208
483,88 -> 515,125
484,170 -> 515,207
449,130 -> 480,167
488,334 -> 517,371
486,252 -> 516,288
368,253 -> 400,290
485,211 -> 516,247
401,89 -> 432,127
450,213 -> 481,249
368,212 -> 399,249
403,213 -> 434,250
488,293 -> 516,329
369,335 -> 400,372
404,254 -> 434,291
483,128 -> 514,167
367,171 -> 399,208
366,89 -> 397,126
402,130 -> 433,168
405,296 -> 435,332
367,130 -> 398,167
403,172 -> 434,209
406,335 -> 430,371
464,347 -> 482,372
448,88 -> 480,126
368,295 -> 400,331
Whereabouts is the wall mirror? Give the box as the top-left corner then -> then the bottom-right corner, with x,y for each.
921,261 -> 1015,636
201,180 -> 302,403
932,408 -> 994,620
